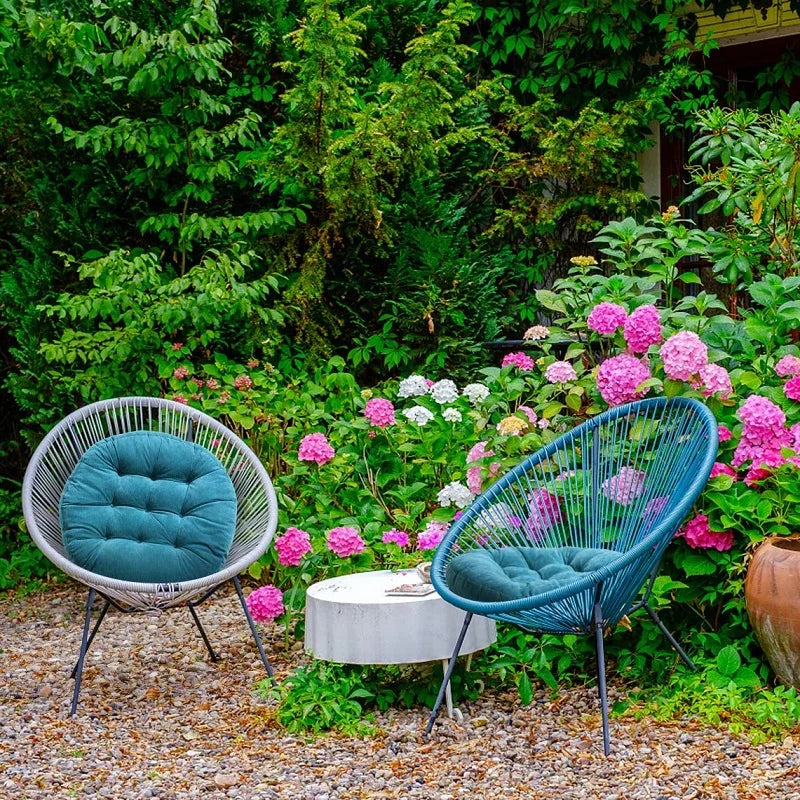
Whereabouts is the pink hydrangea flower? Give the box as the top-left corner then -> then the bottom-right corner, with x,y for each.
517,405 -> 538,425
526,489 -> 562,539
791,422 -> 800,456
247,358 -> 260,368
709,462 -> 737,480
466,466 -> 483,494
467,441 -> 493,464
745,467 -> 772,486
732,395 -> 790,472
298,433 -> 336,465
587,302 -> 627,335
660,331 -> 708,381
206,378 -> 220,390
738,395 -> 787,435
274,527 -> 313,566
502,352 -> 535,371
699,363 -> 732,399
623,305 -> 662,354
466,442 -> 500,494
191,377 -> 204,388
678,514 -> 733,552
776,354 -> 800,377
172,393 -> 188,405
234,374 -> 253,391
382,528 -> 409,548
246,585 -> 285,622
601,467 -> 646,505
417,521 -> 448,551
545,361 -> 577,384
171,342 -> 183,351
364,398 -> 396,428
785,376 -> 800,402
718,425 -> 733,442
327,526 -> 365,557
642,496 -> 669,521
596,354 -> 652,406
173,367 -> 189,379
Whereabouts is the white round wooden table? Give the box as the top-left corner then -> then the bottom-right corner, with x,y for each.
305,568 -> 496,720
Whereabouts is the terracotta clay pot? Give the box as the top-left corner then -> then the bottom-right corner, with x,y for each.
745,536 -> 800,688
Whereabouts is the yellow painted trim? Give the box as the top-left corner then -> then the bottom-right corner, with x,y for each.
693,0 -> 800,45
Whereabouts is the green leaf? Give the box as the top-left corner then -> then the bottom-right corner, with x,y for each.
716,645 -> 741,677
541,402 -> 562,418
680,551 -> 717,577
708,474 -> 735,491
756,498 -> 773,520
732,666 -> 761,689
517,670 -> 533,705
535,289 -> 567,314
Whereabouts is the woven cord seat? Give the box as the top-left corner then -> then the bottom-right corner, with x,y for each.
425,397 -> 718,755
22,397 -> 279,714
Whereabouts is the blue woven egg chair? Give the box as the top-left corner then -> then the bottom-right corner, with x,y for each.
426,397 -> 718,755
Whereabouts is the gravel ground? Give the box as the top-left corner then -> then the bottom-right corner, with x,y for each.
2,583 -> 799,800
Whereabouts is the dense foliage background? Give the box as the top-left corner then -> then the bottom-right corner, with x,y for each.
0,0 -> 738,441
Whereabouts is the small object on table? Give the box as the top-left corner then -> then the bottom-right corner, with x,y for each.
385,582 -> 436,597
305,569 -> 497,721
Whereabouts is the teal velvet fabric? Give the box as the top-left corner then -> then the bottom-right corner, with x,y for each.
446,546 -> 621,604
60,431 -> 237,583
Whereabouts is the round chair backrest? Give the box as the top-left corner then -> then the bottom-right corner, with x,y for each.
23,397 -> 277,593
444,397 -> 717,557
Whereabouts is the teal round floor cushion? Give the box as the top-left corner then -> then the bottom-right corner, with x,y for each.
60,431 -> 237,584
446,546 -> 621,604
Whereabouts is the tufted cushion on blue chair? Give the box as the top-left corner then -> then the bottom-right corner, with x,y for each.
446,546 -> 621,604
60,431 -> 237,584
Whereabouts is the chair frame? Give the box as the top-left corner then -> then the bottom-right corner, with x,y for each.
22,397 -> 279,714
424,397 -> 718,754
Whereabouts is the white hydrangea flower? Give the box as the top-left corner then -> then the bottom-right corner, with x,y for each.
523,325 -> 550,341
474,502 -> 514,535
462,383 -> 490,404
442,408 -> 462,423
397,374 -> 429,398
437,481 -> 475,509
429,379 -> 459,404
402,405 -> 434,426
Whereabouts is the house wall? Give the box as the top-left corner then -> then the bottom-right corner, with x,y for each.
639,122 -> 661,205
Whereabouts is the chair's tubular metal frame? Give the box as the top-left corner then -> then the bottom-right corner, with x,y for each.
22,397 -> 280,713
425,397 -> 718,753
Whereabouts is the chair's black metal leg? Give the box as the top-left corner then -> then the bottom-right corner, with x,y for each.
642,602 -> 696,671
69,598 -> 110,679
425,612 -> 473,738
593,602 -> 611,757
188,604 -> 218,662
71,588 -> 96,716
233,576 -> 275,683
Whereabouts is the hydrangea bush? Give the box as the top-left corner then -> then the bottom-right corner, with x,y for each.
156,239 -> 800,694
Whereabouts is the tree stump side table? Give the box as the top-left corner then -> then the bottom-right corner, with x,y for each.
305,569 -> 497,720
